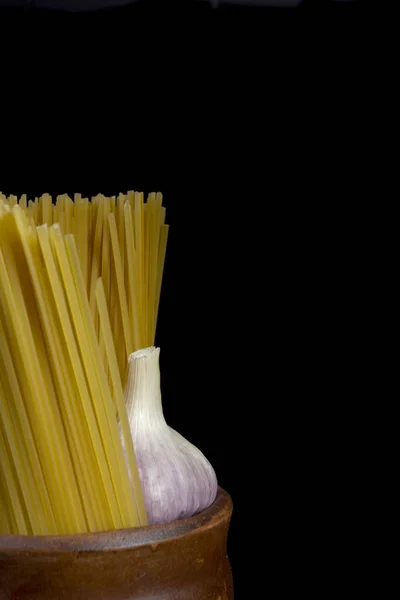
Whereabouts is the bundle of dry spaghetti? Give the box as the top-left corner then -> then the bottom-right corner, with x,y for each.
0,191 -> 169,536
0,192 -> 168,381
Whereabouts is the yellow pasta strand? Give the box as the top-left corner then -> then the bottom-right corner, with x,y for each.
19,194 -> 27,211
125,203 -> 142,350
155,224 -> 170,330
89,197 -> 104,326
134,192 -> 144,336
41,193 -> 52,225
109,213 -> 133,359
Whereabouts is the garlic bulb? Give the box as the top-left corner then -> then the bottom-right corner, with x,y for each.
124,346 -> 218,525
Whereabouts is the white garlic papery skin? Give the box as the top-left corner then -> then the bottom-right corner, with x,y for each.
124,347 -> 218,526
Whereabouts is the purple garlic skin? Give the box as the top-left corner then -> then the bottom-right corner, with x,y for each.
124,347 -> 218,526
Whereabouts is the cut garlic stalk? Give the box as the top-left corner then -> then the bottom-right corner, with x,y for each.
124,347 -> 218,525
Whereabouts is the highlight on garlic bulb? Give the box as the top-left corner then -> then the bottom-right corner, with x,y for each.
124,346 -> 218,525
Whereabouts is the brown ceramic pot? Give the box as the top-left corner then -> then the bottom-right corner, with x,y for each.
0,487 -> 233,600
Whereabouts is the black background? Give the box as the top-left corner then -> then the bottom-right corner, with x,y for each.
0,1 -> 358,596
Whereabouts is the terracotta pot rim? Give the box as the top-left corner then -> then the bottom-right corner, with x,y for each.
0,486 -> 232,553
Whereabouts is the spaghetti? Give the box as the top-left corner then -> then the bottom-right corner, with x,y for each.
0,190 -> 166,535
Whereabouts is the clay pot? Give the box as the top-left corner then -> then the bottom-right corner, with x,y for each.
0,487 -> 233,600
